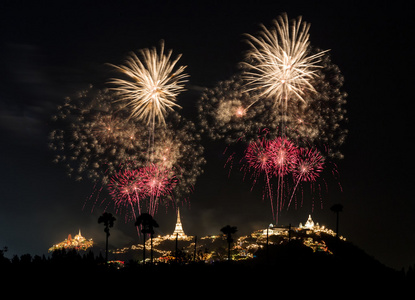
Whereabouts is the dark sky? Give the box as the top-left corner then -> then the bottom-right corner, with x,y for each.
1,1 -> 414,270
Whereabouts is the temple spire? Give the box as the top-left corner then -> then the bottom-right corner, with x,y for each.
177,208 -> 181,224
172,208 -> 186,237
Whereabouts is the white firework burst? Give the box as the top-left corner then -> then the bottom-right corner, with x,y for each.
108,41 -> 189,126
243,13 -> 328,109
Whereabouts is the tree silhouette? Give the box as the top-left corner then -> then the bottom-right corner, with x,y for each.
135,213 -> 159,264
330,204 -> 343,238
98,212 -> 116,263
220,225 -> 238,261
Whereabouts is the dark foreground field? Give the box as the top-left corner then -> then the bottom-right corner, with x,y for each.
1,240 -> 413,296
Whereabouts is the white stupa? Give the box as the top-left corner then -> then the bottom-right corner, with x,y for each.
172,208 -> 186,238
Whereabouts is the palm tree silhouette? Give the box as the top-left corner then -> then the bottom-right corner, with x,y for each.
220,225 -> 238,261
98,212 -> 116,263
330,204 -> 343,238
135,213 -> 159,264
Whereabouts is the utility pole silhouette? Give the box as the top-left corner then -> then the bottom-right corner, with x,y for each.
135,213 -> 159,265
330,204 -> 343,238
220,225 -> 238,261
98,212 -> 116,264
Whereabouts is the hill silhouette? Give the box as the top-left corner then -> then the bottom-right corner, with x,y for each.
1,238 -> 411,295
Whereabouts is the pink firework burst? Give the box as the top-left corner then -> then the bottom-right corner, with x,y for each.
287,147 -> 325,210
245,138 -> 275,175
244,137 -> 276,217
269,137 -> 299,177
294,148 -> 325,182
268,137 -> 299,220
108,168 -> 143,220
244,136 -> 300,221
139,164 -> 177,215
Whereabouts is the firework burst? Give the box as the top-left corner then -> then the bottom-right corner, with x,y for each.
108,41 -> 189,127
197,75 -> 275,144
197,51 -> 347,157
244,137 -> 278,216
107,163 -> 177,227
50,87 -> 205,216
243,135 -> 300,221
49,87 -> 146,183
287,147 -> 325,209
293,147 -> 325,183
270,136 -> 299,177
196,14 -> 346,223
242,13 -> 327,111
108,168 -> 143,220
139,164 -> 177,216
245,137 -> 275,175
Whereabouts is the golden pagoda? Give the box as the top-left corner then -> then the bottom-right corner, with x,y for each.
49,230 -> 93,252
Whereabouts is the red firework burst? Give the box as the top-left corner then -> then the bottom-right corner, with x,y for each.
293,148 -> 325,182
269,137 -> 299,177
108,168 -> 143,219
244,136 -> 299,221
139,164 -> 178,215
287,147 -> 325,210
245,138 -> 275,175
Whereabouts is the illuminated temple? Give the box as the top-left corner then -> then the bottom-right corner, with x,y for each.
49,230 -> 93,252
170,208 -> 187,239
113,213 -> 345,263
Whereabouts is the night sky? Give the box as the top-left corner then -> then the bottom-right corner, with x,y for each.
1,1 -> 414,270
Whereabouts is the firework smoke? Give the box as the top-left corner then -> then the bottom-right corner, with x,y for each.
50,87 -> 205,215
198,52 -> 347,158
49,87 -> 146,183
197,13 -> 347,220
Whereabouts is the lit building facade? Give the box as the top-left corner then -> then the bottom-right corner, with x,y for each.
49,230 -> 93,252
170,208 -> 187,239
112,214 -> 345,262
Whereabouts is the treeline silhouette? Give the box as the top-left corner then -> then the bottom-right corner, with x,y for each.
2,240 -> 414,289
1,210 -> 413,293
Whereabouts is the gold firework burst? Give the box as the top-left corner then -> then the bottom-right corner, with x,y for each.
108,41 -> 189,126
243,13 -> 328,109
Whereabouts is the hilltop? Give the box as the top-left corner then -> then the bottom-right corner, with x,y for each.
2,213 -> 408,295
1,238 -> 405,295
110,214 -> 346,263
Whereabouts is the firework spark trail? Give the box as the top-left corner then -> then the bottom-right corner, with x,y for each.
268,137 -> 299,220
244,136 -> 301,221
139,164 -> 178,216
108,41 -> 189,171
108,163 -> 178,225
50,86 -> 205,219
270,137 -> 299,176
195,14 -> 346,223
108,168 -> 144,236
108,169 -> 142,223
287,147 -> 325,209
197,53 -> 347,159
108,43 -> 190,217
245,137 -> 277,217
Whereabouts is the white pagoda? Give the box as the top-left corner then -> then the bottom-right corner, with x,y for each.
171,208 -> 187,238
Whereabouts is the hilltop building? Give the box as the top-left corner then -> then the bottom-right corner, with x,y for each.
49,230 -> 93,252
113,214 -> 345,263
170,208 -> 187,239
261,215 -> 343,239
300,215 -> 315,229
